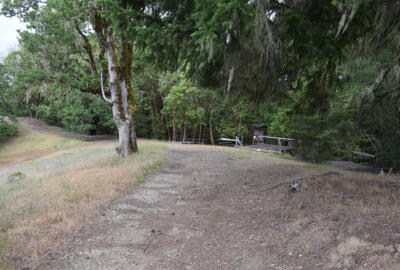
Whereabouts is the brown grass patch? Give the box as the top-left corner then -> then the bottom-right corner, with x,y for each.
274,171 -> 400,267
0,139 -> 167,269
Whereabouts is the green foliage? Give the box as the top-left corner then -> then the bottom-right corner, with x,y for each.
270,109 -> 357,162
339,51 -> 400,168
0,118 -> 18,138
59,90 -> 114,134
0,62 -> 19,138
60,92 -> 94,133
0,63 -> 12,115
1,0 -> 399,169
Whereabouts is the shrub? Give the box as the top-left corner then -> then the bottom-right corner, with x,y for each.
0,116 -> 18,138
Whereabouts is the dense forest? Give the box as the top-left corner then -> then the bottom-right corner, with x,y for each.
0,0 -> 399,169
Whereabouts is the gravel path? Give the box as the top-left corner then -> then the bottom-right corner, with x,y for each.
38,144 -> 400,270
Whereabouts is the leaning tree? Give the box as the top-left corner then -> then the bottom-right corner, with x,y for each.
1,0 -> 140,156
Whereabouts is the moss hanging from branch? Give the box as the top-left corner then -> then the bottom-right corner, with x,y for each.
121,36 -> 136,117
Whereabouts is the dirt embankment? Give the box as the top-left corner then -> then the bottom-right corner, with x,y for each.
38,144 -> 400,270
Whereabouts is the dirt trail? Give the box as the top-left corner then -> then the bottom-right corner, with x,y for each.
0,118 -> 91,170
17,117 -> 116,141
38,145 -> 400,270
16,117 -> 76,137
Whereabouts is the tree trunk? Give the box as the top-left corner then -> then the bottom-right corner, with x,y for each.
198,120 -> 202,142
172,111 -> 176,141
95,15 -> 138,157
209,119 -> 215,145
192,126 -> 197,143
150,104 -> 155,137
35,97 -> 40,119
183,118 -> 187,143
164,115 -> 171,141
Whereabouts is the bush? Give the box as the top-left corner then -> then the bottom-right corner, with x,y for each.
0,117 -> 18,137
269,108 -> 358,162
60,90 -> 115,134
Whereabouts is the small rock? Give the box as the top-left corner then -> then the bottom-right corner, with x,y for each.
289,179 -> 301,192
8,172 -> 24,183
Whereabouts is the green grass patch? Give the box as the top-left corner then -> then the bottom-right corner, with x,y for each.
135,174 -> 145,183
147,159 -> 165,172
0,126 -> 82,164
0,234 -> 12,254
135,157 -> 166,183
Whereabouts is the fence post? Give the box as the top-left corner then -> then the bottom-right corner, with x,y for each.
372,157 -> 376,169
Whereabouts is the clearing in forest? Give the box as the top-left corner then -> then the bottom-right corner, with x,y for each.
36,144 -> 400,270
1,118 -> 400,270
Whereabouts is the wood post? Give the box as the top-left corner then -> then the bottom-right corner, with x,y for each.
351,151 -> 376,170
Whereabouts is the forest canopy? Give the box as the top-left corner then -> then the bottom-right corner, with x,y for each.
0,0 -> 399,168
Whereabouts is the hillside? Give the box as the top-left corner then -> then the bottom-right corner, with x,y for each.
0,119 -> 168,269
0,118 -> 83,169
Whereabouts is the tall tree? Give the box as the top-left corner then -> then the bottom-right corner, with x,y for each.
1,0 -> 139,156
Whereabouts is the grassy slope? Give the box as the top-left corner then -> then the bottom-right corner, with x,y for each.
0,125 -> 82,166
0,123 -> 168,269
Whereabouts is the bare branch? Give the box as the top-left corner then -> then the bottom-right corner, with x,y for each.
100,73 -> 112,104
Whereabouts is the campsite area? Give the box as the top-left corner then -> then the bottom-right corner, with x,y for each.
1,1 -> 400,269
1,119 -> 400,270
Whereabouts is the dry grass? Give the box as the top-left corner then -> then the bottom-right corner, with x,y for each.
271,170 -> 400,268
0,125 -> 82,166
1,136 -> 399,269
0,139 -> 167,269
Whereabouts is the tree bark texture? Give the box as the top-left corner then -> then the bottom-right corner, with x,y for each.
94,12 -> 138,157
183,119 -> 187,142
209,120 -> 215,145
172,111 -> 176,141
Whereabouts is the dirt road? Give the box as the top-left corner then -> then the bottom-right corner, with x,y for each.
39,144 -> 400,270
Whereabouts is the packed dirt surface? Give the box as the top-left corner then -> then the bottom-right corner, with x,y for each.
16,117 -> 75,137
38,144 -> 400,270
16,117 -> 116,140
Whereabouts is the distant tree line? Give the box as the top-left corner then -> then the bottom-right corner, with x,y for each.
0,0 -> 399,168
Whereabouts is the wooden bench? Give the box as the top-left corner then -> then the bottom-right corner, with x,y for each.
351,151 -> 376,169
182,139 -> 205,144
253,135 -> 296,155
218,137 -> 242,147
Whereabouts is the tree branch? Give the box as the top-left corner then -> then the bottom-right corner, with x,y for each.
75,22 -> 98,76
92,10 -> 108,47
100,72 -> 112,104
375,87 -> 400,99
369,55 -> 400,96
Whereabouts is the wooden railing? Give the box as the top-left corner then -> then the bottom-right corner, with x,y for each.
253,135 -> 296,147
218,137 -> 242,147
351,151 -> 376,169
